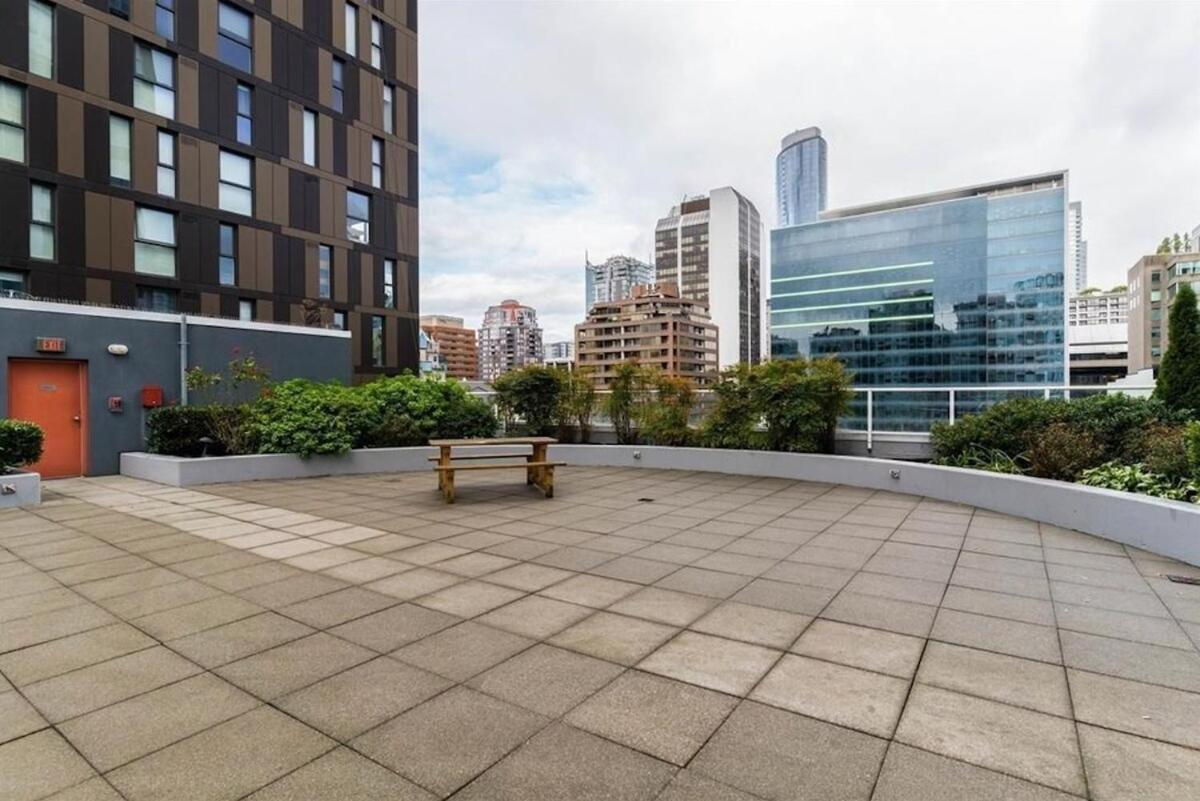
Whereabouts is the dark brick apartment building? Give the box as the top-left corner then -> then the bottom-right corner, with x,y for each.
0,0 -> 419,377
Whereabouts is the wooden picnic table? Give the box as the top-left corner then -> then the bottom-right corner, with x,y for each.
428,437 -> 562,503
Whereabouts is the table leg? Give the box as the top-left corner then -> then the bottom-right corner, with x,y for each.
437,446 -> 451,492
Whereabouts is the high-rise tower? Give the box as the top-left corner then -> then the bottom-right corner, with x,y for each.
776,127 -> 827,227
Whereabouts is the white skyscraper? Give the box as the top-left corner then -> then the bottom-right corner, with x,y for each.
654,188 -> 763,367
1067,201 -> 1088,293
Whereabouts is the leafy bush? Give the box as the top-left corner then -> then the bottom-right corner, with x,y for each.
147,406 -> 221,457
635,375 -> 695,447
1026,423 -> 1103,481
241,380 -> 376,457
358,375 -> 494,446
1154,282 -> 1200,414
937,446 -> 1029,475
1062,394 -> 1189,463
1079,462 -> 1199,503
1189,422 -> 1200,481
931,397 -> 1069,463
1124,424 -> 1193,482
555,368 -> 597,443
606,363 -> 653,445
0,419 -> 44,470
700,365 -> 760,450
754,358 -> 852,453
493,366 -> 563,436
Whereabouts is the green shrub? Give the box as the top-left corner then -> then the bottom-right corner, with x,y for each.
555,368 -> 597,443
1154,282 -> 1200,413
1079,462 -> 1199,503
358,374 -> 494,446
147,406 -> 219,457
936,446 -> 1029,475
753,358 -> 852,453
493,366 -> 563,436
1123,424 -> 1193,482
932,397 -> 1069,463
606,363 -> 654,445
700,365 -> 759,450
1188,422 -> 1200,481
1063,394 -> 1189,463
635,375 -> 695,447
0,419 -> 44,470
242,380 -> 376,458
1026,422 -> 1103,481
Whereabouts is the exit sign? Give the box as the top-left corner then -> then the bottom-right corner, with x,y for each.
35,337 -> 67,353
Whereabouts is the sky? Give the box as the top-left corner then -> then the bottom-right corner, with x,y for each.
418,0 -> 1200,342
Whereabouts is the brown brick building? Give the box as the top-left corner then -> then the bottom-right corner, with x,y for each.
575,282 -> 719,387
0,0 -> 418,378
420,314 -> 478,380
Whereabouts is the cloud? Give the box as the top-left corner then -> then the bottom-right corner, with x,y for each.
418,0 -> 1200,336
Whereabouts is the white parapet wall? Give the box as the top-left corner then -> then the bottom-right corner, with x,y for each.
0,471 -> 42,508
121,445 -> 1200,567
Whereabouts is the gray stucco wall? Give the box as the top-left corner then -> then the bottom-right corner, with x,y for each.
1,299 -> 351,475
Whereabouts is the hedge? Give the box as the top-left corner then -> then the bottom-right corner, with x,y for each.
0,420 -> 44,471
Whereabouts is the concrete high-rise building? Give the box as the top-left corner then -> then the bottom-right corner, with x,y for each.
1068,292 -> 1127,385
584,254 -> 654,311
771,171 -> 1068,430
545,340 -> 574,368
478,299 -> 543,382
654,188 -> 762,367
1127,253 -> 1200,373
1067,201 -> 1088,293
421,315 -> 478,380
0,0 -> 420,380
575,283 -> 718,387
776,127 -> 827,227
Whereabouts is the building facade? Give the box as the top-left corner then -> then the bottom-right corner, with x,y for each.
417,329 -> 446,377
1067,200 -> 1088,293
544,339 -> 574,369
654,187 -> 762,367
575,282 -> 718,387
584,254 -> 653,312
770,171 -> 1068,430
1128,253 -> 1200,373
776,127 -> 827,227
1068,292 -> 1127,386
420,314 -> 477,379
0,0 -> 419,380
477,299 -> 543,382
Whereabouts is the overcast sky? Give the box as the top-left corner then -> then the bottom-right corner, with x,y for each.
418,0 -> 1200,342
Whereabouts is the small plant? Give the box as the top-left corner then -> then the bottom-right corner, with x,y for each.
635,375 -> 695,446
1026,422 -> 1104,481
186,351 -> 272,405
1079,462 -> 1199,503
0,420 -> 44,471
937,446 -> 1030,475
493,366 -> 563,436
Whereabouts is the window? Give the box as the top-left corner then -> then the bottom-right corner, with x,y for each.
136,286 -> 177,312
156,130 -> 176,197
235,83 -> 253,145
344,3 -> 358,57
134,42 -> 175,118
29,1 -> 54,79
217,2 -> 253,72
219,150 -> 253,215
134,206 -> 176,276
109,0 -> 130,19
302,109 -> 317,166
332,58 -> 344,113
239,299 -> 254,321
382,84 -> 394,135
371,315 -> 384,366
346,191 -> 370,243
318,244 -> 331,298
0,81 -> 25,163
370,18 -> 383,68
0,270 -> 26,295
109,115 -> 132,184
333,310 -> 347,330
155,0 -> 175,40
371,137 -> 383,188
29,183 -> 54,261
219,224 -> 237,286
383,259 -> 396,309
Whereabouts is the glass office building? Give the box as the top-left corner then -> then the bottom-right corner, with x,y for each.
776,128 -> 828,227
770,172 -> 1067,430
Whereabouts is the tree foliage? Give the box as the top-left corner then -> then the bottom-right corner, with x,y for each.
492,365 -> 564,436
1154,282 -> 1200,413
0,420 -> 44,471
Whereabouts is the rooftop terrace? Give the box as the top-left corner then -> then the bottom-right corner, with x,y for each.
2,467 -> 1198,800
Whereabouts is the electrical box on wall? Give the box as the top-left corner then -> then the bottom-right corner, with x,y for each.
141,386 -> 164,408
107,396 -> 124,414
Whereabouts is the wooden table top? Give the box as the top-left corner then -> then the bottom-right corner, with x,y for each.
428,437 -> 558,447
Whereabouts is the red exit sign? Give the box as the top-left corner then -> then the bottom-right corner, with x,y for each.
35,337 -> 67,353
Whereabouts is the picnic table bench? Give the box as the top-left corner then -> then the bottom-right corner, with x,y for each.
428,437 -> 564,503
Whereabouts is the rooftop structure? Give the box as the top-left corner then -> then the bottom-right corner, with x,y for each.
585,255 -> 655,312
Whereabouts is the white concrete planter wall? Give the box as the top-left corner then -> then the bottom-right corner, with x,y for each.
0,470 -> 41,508
121,444 -> 1200,567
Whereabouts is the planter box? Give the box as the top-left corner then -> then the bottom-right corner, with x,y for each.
121,444 -> 1200,567
0,470 -> 41,508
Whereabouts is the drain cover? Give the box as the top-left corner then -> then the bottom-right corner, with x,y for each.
637,497 -> 655,503
1164,574 -> 1200,585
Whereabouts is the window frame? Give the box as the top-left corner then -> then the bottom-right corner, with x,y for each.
109,114 -> 132,185
217,1 -> 254,73
346,190 -> 371,244
302,109 -> 317,166
0,269 -> 27,295
218,149 -> 254,215
332,58 -> 345,113
133,42 -> 176,119
238,298 -> 254,321
333,310 -> 347,330
155,0 -> 175,40
371,136 -> 383,188
135,286 -> 178,312
371,314 -> 384,366
383,258 -> 396,309
382,84 -> 395,135
28,0 -> 55,79
219,223 -> 237,286
156,129 -> 176,197
235,82 -> 253,145
370,17 -> 383,69
0,80 -> 25,164
29,182 -> 55,262
345,3 -> 358,58
318,244 -> 332,299
134,205 -> 177,277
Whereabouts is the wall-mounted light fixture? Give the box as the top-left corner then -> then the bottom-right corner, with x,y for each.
107,344 -> 129,356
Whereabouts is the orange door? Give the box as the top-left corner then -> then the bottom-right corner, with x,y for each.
7,360 -> 87,478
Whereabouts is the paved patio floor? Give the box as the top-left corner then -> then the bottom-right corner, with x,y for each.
2,466 -> 1200,800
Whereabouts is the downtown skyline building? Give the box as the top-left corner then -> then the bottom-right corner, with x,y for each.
1067,200 -> 1088,293
420,314 -> 478,380
776,127 -> 827,227
1068,291 -> 1127,386
477,298 -> 543,382
1127,252 -> 1200,373
654,187 -> 763,367
0,0 -> 421,380
584,254 -> 654,312
770,171 -> 1068,430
